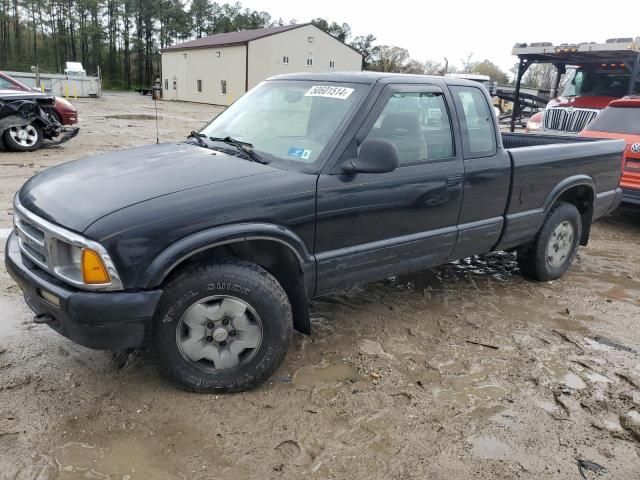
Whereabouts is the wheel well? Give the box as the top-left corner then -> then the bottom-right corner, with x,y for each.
556,185 -> 594,246
166,240 -> 311,334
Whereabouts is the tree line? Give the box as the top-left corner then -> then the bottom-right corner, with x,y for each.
0,0 -> 516,90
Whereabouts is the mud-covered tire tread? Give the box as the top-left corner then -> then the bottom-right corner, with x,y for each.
517,202 -> 581,282
152,258 -> 292,393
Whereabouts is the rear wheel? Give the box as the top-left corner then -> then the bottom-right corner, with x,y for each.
152,259 -> 292,393
517,202 -> 582,281
3,123 -> 43,152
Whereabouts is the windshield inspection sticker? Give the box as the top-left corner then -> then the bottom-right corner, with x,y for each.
288,147 -> 313,160
305,86 -> 354,100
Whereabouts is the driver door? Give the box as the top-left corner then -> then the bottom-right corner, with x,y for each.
314,84 -> 464,294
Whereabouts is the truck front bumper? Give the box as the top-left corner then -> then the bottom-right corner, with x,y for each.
5,231 -> 162,351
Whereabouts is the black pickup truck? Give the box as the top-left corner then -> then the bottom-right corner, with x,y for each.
5,73 -> 624,392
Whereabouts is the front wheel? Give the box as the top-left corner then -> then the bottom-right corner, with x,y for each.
152,259 -> 292,393
3,123 -> 43,151
517,202 -> 582,281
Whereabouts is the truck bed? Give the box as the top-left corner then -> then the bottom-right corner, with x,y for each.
497,132 -> 625,250
501,132 -> 599,149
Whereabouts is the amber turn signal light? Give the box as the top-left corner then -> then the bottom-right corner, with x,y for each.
81,248 -> 111,284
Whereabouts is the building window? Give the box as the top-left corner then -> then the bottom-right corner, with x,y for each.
164,79 -> 168,90
329,60 -> 335,68
220,80 -> 227,95
306,58 -> 313,67
196,79 -> 202,93
216,51 -> 221,57
282,56 -> 289,65
307,36 -> 314,43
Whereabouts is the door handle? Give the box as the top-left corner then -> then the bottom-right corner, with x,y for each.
446,176 -> 462,190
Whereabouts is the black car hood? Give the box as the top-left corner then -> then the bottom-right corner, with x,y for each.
19,143 -> 279,233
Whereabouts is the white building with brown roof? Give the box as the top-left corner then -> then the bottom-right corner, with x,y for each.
161,23 -> 363,106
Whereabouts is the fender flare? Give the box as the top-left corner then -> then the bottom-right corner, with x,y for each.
139,222 -> 315,290
543,175 -> 596,245
542,175 -> 596,213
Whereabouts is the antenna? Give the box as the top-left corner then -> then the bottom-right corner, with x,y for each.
154,95 -> 159,144
152,78 -> 160,144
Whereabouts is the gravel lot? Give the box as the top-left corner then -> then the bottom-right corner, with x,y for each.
1,92 -> 639,479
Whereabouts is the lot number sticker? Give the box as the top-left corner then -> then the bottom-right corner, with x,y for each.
305,86 -> 354,100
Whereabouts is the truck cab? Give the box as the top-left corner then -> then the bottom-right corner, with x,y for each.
543,64 -> 640,133
512,37 -> 640,134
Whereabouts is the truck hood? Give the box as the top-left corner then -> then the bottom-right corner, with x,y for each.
548,95 -> 618,110
18,143 -> 279,233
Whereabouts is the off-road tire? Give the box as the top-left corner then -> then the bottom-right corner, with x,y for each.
3,123 -> 43,152
152,259 -> 293,393
517,202 -> 582,282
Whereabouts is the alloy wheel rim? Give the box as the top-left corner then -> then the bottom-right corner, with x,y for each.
176,295 -> 263,372
9,125 -> 38,147
546,220 -> 574,268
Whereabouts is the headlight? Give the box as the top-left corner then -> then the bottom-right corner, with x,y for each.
49,240 -> 113,285
526,119 -> 542,131
526,112 -> 544,132
13,197 -> 123,291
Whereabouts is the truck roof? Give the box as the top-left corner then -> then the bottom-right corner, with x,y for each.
267,71 -> 481,87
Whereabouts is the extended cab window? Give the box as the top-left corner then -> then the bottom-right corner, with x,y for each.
363,91 -> 454,164
450,85 -> 496,158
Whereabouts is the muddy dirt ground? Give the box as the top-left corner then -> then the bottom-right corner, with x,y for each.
1,93 -> 640,480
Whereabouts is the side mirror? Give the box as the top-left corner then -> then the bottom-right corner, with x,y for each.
342,137 -> 399,174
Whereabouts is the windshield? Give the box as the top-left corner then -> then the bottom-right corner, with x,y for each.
561,69 -> 639,97
200,80 -> 366,168
586,106 -> 640,135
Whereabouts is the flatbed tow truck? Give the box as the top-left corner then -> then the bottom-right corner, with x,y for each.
509,37 -> 640,133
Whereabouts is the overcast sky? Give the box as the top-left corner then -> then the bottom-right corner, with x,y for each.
241,0 -> 638,75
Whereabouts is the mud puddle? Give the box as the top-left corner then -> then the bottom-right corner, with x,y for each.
105,114 -> 162,120
293,363 -> 360,386
51,439 -> 176,479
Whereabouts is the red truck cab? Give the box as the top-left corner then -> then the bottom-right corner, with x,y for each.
581,97 -> 640,205
512,38 -> 640,134
0,71 -> 78,125
542,65 -> 638,133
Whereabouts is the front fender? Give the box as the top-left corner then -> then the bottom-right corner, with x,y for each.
139,223 -> 315,289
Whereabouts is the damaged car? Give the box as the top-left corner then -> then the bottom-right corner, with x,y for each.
0,89 -> 79,152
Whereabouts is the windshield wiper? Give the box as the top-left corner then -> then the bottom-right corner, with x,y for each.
187,131 -> 208,148
208,136 -> 270,164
